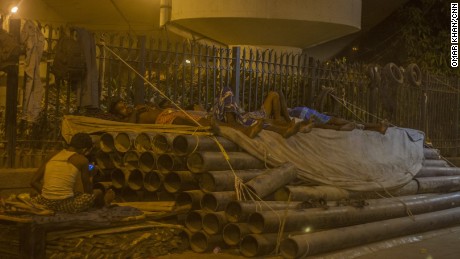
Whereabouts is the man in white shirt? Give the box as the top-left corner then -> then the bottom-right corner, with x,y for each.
31,133 -> 114,213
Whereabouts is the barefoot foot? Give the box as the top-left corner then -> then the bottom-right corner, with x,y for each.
299,122 -> 314,133
378,120 -> 390,134
283,121 -> 302,138
244,120 -> 264,138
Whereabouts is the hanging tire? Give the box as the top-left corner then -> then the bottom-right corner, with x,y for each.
317,87 -> 337,114
383,63 -> 404,84
405,63 -> 422,86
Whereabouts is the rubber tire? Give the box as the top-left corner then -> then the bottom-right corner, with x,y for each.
383,63 -> 404,84
317,87 -> 337,114
405,63 -> 422,86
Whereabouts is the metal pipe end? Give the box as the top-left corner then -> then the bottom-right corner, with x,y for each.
274,187 -> 290,201
280,238 -> 300,259
185,211 -> 205,232
225,201 -> 243,223
240,234 -> 261,257
143,171 -> 163,192
201,193 -> 218,211
223,223 -> 243,246
100,133 -> 116,152
202,212 -> 224,235
152,134 -> 170,153
172,135 -> 190,156
187,152 -> 204,173
157,153 -> 174,173
111,168 -> 126,189
127,169 -> 144,191
123,150 -> 140,170
139,151 -> 157,172
95,150 -> 113,169
164,171 -> 182,193
247,212 -> 265,234
114,132 -> 134,153
135,132 -> 154,152
190,231 -> 209,253
199,172 -> 216,192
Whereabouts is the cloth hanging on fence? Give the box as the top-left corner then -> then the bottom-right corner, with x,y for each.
20,20 -> 45,122
76,28 -> 99,108
218,126 -> 424,192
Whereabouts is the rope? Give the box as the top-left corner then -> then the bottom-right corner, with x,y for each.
102,41 -> 253,203
379,185 -> 415,220
329,92 -> 458,167
440,154 -> 458,167
329,94 -> 386,125
101,41 -> 203,128
275,192 -> 292,254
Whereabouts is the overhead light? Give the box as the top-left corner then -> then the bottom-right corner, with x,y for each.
185,59 -> 191,64
11,6 -> 18,13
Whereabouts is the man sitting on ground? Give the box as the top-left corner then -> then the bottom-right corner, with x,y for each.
30,133 -> 114,213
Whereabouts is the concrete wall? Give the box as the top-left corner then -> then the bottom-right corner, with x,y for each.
170,0 -> 361,48
172,0 -> 361,26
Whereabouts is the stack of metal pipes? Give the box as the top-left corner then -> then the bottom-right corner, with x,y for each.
183,147 -> 460,257
93,131 -> 257,203
90,132 -> 460,257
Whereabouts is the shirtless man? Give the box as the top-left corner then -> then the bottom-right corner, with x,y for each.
213,87 -> 302,138
289,106 -> 389,134
109,99 -> 209,126
108,99 -> 264,138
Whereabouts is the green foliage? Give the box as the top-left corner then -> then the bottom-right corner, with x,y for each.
339,0 -> 457,77
398,0 -> 454,76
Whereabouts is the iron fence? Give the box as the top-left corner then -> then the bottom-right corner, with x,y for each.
1,26 -> 460,167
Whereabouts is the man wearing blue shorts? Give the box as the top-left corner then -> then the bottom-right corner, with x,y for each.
289,106 -> 388,134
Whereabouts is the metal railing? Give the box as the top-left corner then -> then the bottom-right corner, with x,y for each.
1,26 -> 459,167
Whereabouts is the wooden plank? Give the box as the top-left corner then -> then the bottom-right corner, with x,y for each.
47,221 -> 183,241
0,214 -> 33,223
114,202 -> 176,212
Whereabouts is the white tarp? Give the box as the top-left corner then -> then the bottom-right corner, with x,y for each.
218,126 -> 424,192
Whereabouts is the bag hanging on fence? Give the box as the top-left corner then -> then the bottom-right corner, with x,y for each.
0,29 -> 20,71
51,35 -> 86,79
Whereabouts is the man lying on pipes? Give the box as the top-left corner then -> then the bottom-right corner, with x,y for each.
109,90 -> 304,139
213,86 -> 304,138
253,89 -> 389,135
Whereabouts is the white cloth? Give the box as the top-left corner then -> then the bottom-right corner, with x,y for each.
20,20 -> 45,122
42,150 -> 81,200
